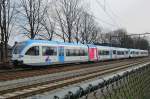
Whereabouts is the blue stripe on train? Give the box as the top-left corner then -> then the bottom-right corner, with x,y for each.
110,50 -> 112,59
59,46 -> 64,63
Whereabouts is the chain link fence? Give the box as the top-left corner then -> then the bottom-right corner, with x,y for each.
80,64 -> 150,99
52,63 -> 150,99
80,65 -> 150,99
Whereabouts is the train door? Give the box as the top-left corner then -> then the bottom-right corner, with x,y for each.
110,50 -> 113,60
58,46 -> 64,63
113,50 -> 117,59
89,47 -> 97,61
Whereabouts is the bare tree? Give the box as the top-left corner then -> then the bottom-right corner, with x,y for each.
97,33 -> 110,44
0,0 -> 16,62
54,0 -> 82,42
111,29 -> 134,48
132,37 -> 149,50
100,29 -> 149,49
79,12 -> 101,44
40,11 -> 56,40
19,0 -> 47,39
71,8 -> 85,43
73,15 -> 82,43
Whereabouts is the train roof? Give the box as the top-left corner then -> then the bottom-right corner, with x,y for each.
59,42 -> 87,47
24,40 -> 58,45
22,40 -> 87,47
19,40 -> 148,51
96,45 -> 129,50
96,45 -> 112,49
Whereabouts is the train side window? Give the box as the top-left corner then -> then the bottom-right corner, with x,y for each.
25,46 -> 39,56
105,51 -> 109,55
42,46 -> 57,56
103,51 -> 106,55
98,50 -> 103,55
66,49 -> 69,56
117,51 -> 121,55
75,49 -> 80,56
100,50 -> 106,55
102,50 -> 104,55
75,50 -> 78,56
82,50 -> 87,56
79,50 -> 82,56
66,49 -> 73,56
82,50 -> 85,56
113,50 -> 116,54
72,49 -> 76,56
70,49 -> 74,56
81,49 -> 85,56
98,50 -> 100,55
84,50 -> 88,56
117,51 -> 119,55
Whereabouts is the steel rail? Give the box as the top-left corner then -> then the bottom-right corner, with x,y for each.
0,57 -> 143,75
0,58 -> 147,92
0,58 -> 143,81
0,59 -> 149,99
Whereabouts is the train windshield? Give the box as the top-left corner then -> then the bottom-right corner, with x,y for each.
13,42 -> 26,54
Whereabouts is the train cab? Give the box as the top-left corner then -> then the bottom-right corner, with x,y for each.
12,41 -> 27,65
12,40 -> 60,66
12,40 -> 89,66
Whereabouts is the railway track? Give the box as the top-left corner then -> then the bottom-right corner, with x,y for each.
0,58 -> 133,74
0,68 -> 32,74
0,57 -> 149,99
0,57 -> 147,81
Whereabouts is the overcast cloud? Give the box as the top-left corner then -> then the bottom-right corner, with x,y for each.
9,0 -> 150,45
88,0 -> 150,33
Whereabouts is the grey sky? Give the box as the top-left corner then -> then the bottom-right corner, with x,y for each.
88,0 -> 150,33
9,0 -> 150,45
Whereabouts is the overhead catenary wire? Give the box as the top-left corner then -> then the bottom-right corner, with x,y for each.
87,14 -> 117,32
94,0 -> 121,28
106,1 -> 123,27
90,14 -> 119,32
95,0 -> 120,27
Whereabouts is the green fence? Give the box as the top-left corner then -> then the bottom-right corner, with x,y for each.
52,63 -> 150,99
81,64 -> 150,99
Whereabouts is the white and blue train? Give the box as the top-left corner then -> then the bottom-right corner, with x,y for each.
11,40 -> 148,66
